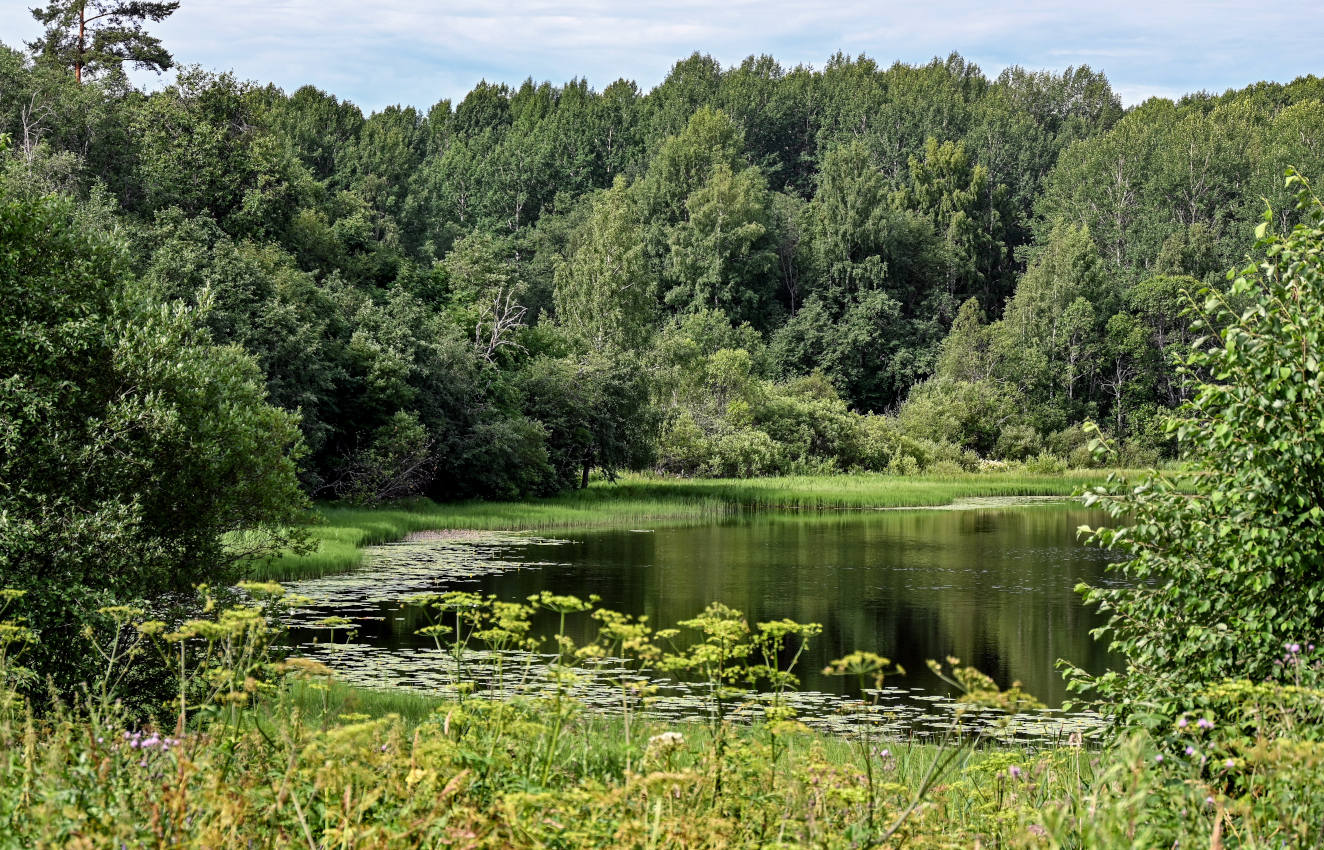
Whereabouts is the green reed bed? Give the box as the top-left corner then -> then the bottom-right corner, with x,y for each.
583,470 -> 1117,510
254,471 -> 1117,582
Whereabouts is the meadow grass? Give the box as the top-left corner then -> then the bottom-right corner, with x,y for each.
4,672 -> 1094,849
253,470 -> 1119,581
280,678 -> 1064,811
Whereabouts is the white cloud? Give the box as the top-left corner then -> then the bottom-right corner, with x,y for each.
1,0 -> 1319,112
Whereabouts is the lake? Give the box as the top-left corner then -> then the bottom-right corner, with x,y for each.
287,500 -> 1121,726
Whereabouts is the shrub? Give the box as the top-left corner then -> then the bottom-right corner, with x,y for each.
993,424 -> 1043,461
0,184 -> 308,691
897,376 -> 1025,456
1023,451 -> 1067,475
656,412 -> 712,476
1074,176 -> 1324,722
709,427 -> 786,477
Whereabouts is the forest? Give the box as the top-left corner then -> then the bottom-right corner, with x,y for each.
5,38 -> 1324,504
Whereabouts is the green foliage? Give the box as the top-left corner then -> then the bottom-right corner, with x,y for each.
1029,651 -> 1324,848
0,177 -> 308,690
516,356 -> 657,490
29,0 -> 179,81
664,164 -> 778,326
0,586 -> 1075,850
1074,177 -> 1324,722
899,376 -> 1025,457
553,176 -> 654,354
9,39 -> 1306,487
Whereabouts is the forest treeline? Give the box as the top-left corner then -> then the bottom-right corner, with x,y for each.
4,44 -> 1324,500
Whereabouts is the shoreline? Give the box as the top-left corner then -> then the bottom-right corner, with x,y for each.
251,470 -> 1121,582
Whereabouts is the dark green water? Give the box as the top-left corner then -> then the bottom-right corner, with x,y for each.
290,502 -> 1121,708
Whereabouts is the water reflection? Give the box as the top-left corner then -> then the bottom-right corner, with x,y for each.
288,504 -> 1121,708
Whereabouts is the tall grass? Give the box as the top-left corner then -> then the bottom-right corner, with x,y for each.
251,471 -> 1115,581
586,469 -> 1115,510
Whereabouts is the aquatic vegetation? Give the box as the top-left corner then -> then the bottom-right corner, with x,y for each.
253,471 -> 1117,581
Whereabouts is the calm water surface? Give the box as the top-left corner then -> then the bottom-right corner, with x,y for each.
289,502 -> 1121,709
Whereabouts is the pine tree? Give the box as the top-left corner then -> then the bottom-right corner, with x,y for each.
29,0 -> 180,83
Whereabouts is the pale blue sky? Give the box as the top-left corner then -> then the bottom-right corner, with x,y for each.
2,1 -> 1320,113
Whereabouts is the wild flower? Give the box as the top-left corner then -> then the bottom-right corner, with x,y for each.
647,731 -> 685,750
644,730 -> 686,770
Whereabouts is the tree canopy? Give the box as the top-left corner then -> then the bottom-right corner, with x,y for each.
29,0 -> 179,82
1,39 -> 1321,498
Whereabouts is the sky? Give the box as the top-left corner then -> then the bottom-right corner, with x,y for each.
2,1 -> 1320,113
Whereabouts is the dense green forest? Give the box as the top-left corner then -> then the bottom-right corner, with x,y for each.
5,40 -> 1323,502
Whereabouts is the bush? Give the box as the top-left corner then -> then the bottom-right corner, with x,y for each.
897,377 -> 1025,456
993,424 -> 1043,461
0,185 -> 308,690
656,412 -> 712,476
709,427 -> 786,477
448,414 -> 556,500
1074,177 -> 1324,722
1023,451 -> 1067,474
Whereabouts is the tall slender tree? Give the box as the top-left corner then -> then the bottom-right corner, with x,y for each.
29,0 -> 180,83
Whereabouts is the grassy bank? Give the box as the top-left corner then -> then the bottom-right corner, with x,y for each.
7,675 -> 1099,849
13,666 -> 1305,849
253,470 -> 1115,581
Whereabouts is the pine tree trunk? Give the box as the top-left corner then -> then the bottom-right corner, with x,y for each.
76,1 -> 85,83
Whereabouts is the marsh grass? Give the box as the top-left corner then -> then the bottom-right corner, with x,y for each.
254,471 -> 1118,581
282,677 -> 1049,786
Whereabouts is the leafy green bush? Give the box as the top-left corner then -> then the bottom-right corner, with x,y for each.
897,376 -> 1026,456
994,424 -> 1044,461
1075,175 -> 1324,721
0,180 -> 308,690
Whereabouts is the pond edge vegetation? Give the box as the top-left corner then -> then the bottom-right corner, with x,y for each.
253,471 -> 1120,581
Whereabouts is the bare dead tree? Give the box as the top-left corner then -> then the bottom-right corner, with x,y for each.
474,287 -> 528,364
20,92 -> 55,162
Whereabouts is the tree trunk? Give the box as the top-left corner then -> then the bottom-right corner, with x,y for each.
76,2 -> 85,84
